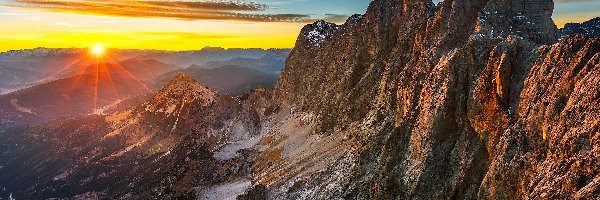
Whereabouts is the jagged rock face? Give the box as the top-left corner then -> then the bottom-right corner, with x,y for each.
302,21 -> 340,48
270,0 -> 597,199
480,35 -> 599,199
476,0 -> 558,44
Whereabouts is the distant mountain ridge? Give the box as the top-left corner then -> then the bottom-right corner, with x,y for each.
0,65 -> 44,94
149,65 -> 278,96
0,47 -> 290,95
204,48 -> 291,74
135,47 -> 291,67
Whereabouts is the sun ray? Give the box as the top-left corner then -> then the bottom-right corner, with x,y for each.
99,57 -> 119,97
65,57 -> 94,96
52,44 -> 155,114
41,54 -> 89,83
104,55 -> 154,93
93,55 -> 100,110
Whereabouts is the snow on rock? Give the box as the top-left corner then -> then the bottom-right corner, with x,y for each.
9,98 -> 34,114
197,179 -> 251,200
92,99 -> 125,115
252,109 -> 358,197
303,20 -> 340,47
475,0 -> 557,44
559,17 -> 600,37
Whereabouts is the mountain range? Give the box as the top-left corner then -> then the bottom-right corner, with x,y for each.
0,48 -> 289,125
150,65 -> 278,96
0,48 -> 290,95
0,0 -> 598,199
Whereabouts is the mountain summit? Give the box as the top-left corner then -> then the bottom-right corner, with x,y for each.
144,73 -> 215,113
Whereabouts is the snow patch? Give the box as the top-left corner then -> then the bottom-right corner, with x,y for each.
214,135 -> 261,161
92,98 -> 125,115
9,98 -> 33,114
304,21 -> 339,47
198,180 -> 251,200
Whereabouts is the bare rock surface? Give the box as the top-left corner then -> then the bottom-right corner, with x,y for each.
269,0 -> 598,199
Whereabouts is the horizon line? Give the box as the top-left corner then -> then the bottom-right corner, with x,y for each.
0,46 -> 294,54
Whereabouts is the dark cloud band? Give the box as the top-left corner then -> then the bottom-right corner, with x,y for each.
2,0 -> 313,22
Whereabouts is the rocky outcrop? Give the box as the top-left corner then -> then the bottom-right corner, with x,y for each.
269,0 -> 598,199
560,17 -> 600,37
476,0 -> 558,44
480,35 -> 599,199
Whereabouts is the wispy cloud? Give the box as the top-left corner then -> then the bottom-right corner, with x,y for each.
52,22 -> 89,27
1,0 -> 313,22
323,14 -> 350,23
136,31 -> 240,39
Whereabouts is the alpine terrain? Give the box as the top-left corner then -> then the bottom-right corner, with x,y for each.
0,0 -> 598,199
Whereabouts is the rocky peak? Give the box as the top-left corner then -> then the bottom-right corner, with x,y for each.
344,14 -> 364,26
143,73 -> 215,114
559,17 -> 600,37
476,0 -> 558,44
301,20 -> 340,47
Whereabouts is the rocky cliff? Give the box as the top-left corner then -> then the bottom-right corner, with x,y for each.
269,0 -> 598,199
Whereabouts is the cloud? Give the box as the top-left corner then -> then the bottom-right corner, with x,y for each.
323,14 -> 351,23
51,22 -> 90,27
1,0 -> 313,22
136,31 -> 240,39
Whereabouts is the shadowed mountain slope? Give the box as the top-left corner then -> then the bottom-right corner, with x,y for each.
150,65 -> 278,96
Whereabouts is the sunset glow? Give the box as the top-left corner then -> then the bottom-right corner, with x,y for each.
0,0 -> 371,51
37,43 -> 152,111
0,0 -> 597,51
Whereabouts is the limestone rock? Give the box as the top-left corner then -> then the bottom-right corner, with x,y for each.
268,0 -> 598,199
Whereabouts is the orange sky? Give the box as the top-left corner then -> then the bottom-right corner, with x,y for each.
0,0 -> 371,51
0,0 -> 597,52
0,8 -> 306,51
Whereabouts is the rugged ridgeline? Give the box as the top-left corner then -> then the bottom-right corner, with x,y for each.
270,0 -> 598,199
150,66 -> 279,96
0,74 -> 271,199
560,17 -> 600,37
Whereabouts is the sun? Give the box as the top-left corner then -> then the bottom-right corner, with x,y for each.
91,43 -> 105,56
